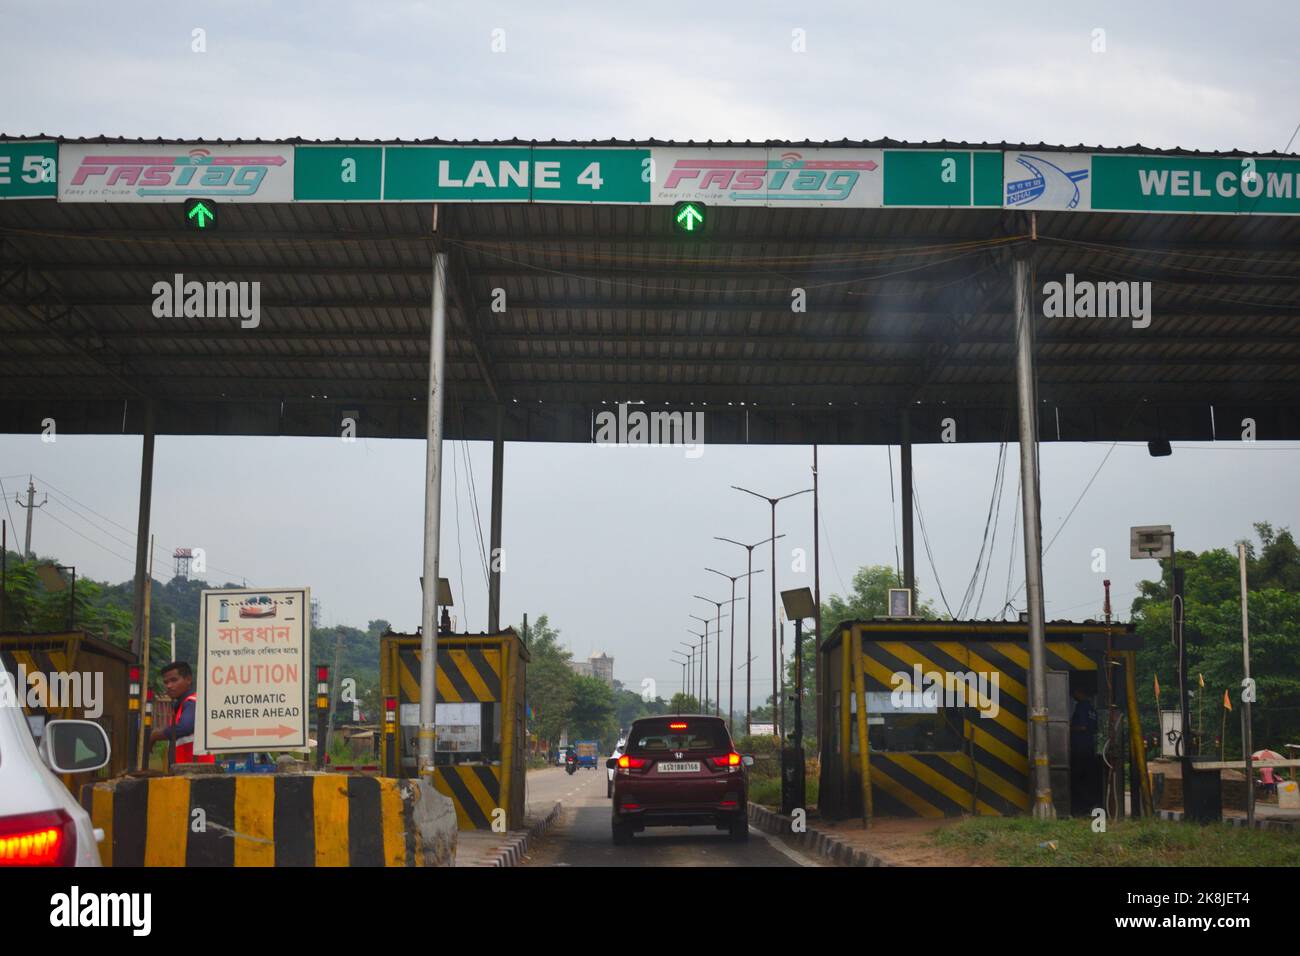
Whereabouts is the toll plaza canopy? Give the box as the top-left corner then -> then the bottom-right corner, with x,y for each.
2,136 -> 1299,445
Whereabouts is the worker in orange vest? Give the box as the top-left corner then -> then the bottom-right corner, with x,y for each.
150,661 -> 215,765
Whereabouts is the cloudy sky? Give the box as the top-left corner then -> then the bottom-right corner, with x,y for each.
2,1 -> 1298,703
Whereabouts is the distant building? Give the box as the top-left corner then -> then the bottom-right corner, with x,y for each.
589,652 -> 614,687
567,651 -> 615,687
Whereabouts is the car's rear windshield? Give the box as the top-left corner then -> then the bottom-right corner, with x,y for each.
627,718 -> 730,755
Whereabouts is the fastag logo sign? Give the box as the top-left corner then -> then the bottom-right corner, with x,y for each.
653,148 -> 882,206
59,144 -> 293,202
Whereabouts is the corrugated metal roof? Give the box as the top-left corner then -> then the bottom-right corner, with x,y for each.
2,191 -> 1298,443
3,134 -> 1298,157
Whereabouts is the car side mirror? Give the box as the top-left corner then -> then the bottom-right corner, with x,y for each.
742,754 -> 755,768
41,719 -> 111,774
606,758 -> 618,770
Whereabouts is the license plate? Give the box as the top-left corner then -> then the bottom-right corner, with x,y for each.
657,761 -> 701,773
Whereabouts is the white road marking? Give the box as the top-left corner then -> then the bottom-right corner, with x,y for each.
754,826 -> 823,867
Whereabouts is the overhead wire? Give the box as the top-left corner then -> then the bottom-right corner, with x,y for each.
886,446 -> 901,585
909,477 -> 954,619
30,474 -> 251,583
0,478 -> 18,545
449,430 -> 470,628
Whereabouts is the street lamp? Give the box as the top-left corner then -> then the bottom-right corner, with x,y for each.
689,613 -> 722,713
716,534 -> 784,736
679,638 -> 698,701
780,586 -> 817,815
695,594 -> 742,718
706,565 -> 761,734
671,651 -> 689,707
732,485 -> 812,735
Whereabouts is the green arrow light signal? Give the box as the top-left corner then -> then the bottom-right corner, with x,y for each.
185,198 -> 217,231
673,201 -> 706,235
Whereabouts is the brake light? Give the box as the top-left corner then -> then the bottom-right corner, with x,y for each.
668,722 -> 688,730
617,755 -> 647,769
0,810 -> 76,866
711,752 -> 742,768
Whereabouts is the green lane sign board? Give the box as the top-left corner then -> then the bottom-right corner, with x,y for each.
1091,155 -> 1300,215
883,150 -> 1003,207
381,146 -> 650,203
295,146 -> 383,201
14,139 -> 1300,215
0,141 -> 57,200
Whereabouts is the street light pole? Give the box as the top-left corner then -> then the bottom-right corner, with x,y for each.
680,638 -> 698,702
717,534 -> 784,736
694,595 -> 740,718
706,566 -> 760,734
733,486 -> 811,735
671,651 -> 688,706
689,613 -> 716,713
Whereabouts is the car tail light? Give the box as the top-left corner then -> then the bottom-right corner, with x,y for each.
668,721 -> 687,730
711,752 -> 742,768
0,810 -> 76,867
617,755 -> 647,770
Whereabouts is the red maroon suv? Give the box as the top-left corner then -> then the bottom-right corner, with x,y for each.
607,715 -> 754,844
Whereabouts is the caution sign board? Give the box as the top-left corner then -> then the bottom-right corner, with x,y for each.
195,587 -> 311,755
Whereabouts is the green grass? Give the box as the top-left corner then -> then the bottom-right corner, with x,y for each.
748,774 -> 818,810
932,815 -> 1300,867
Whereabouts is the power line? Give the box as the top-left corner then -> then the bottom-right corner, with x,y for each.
449,435 -> 470,628
0,478 -> 18,548
1002,472 -> 1021,619
1008,441 -> 1118,604
910,479 -> 953,619
40,508 -> 137,567
886,446 -> 901,585
33,474 -> 249,583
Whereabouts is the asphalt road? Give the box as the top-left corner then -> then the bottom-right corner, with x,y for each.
523,766 -> 822,867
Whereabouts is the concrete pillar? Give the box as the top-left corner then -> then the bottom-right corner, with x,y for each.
418,251 -> 449,778
1012,250 -> 1056,819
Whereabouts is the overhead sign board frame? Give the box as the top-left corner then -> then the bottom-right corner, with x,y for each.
3,138 -> 1293,215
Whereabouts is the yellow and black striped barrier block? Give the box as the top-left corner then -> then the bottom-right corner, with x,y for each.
859,638 -> 1097,817
434,765 -> 501,830
80,774 -> 424,867
395,646 -> 502,704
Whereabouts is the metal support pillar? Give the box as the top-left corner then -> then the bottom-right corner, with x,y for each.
418,250 -> 450,779
131,402 -> 156,658
488,404 -> 505,632
900,411 -> 915,594
1013,249 -> 1055,819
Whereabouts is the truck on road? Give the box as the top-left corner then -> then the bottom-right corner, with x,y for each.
574,739 -> 600,769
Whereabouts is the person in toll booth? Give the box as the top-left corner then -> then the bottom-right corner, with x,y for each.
1069,685 -> 1099,813
149,661 -> 216,765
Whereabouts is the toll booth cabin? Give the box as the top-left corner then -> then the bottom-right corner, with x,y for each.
819,620 -> 1144,820
380,628 -> 528,830
0,629 -> 138,791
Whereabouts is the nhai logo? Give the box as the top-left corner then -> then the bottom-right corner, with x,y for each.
1006,153 -> 1089,209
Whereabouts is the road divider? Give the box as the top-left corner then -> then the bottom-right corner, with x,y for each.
81,772 -> 458,866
